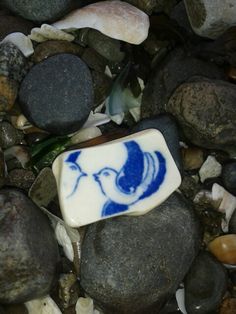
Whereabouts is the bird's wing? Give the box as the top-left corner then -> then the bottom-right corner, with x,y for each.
101,201 -> 128,217
65,151 -> 82,170
139,151 -> 166,200
117,140 -> 144,194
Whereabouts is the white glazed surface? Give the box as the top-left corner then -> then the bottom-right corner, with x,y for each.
52,129 -> 181,227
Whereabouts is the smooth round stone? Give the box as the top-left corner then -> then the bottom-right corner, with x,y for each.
0,189 -> 59,303
80,193 -> 201,314
132,114 -> 183,174
184,251 -> 227,314
222,162 -> 236,195
19,54 -> 94,135
1,0 -> 77,23
208,234 -> 236,265
182,147 -> 204,171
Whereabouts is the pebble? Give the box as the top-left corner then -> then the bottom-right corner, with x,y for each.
81,48 -> 108,73
80,192 -> 201,314
182,146 -> 204,171
0,121 -> 24,149
166,78 -> 236,153
184,0 -> 236,39
0,13 -> 34,41
5,168 -> 35,191
222,162 -> 236,195
32,40 -> 84,64
199,156 -> 222,183
0,189 -> 59,303
124,0 -> 157,14
52,129 -> 181,227
219,298 -> 236,314
229,209 -> 236,234
0,42 -> 28,83
208,234 -> 236,265
1,0 -> 77,23
53,0 -> 150,45
141,48 -> 225,119
132,114 -> 183,174
0,75 -> 18,111
184,251 -> 227,314
19,54 -> 94,135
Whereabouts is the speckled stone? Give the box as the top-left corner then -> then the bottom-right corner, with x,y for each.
0,121 -> 24,148
222,162 -> 236,196
0,189 -> 59,303
6,169 -> 35,191
19,54 -> 94,135
80,193 -> 201,314
1,0 -> 78,23
0,76 -> 18,111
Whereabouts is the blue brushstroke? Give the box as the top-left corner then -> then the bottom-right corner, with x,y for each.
102,201 -> 128,217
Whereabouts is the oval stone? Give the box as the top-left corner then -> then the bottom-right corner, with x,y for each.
19,54 -> 94,135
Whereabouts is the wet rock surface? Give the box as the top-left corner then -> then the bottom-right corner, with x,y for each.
184,251 -> 227,314
19,54 -> 94,135
0,121 -> 23,149
222,162 -> 236,196
0,189 -> 59,303
80,193 -> 201,314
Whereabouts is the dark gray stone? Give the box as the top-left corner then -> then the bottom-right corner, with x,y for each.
0,189 -> 59,303
229,209 -> 236,234
0,121 -> 24,149
141,48 -> 225,119
222,162 -> 236,196
184,251 -> 227,314
132,114 -> 183,174
0,42 -> 28,82
19,54 -> 94,135
166,78 -> 236,153
5,169 -> 35,191
80,193 -> 202,314
1,0 -> 78,23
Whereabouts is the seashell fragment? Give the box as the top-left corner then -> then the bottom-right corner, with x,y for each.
76,297 -> 94,314
25,295 -> 62,314
208,234 -> 236,265
53,1 -> 150,44
1,32 -> 34,57
29,24 -> 75,43
199,155 -> 222,183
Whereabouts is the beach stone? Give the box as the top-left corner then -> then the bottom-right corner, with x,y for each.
0,121 -> 23,149
32,40 -> 84,64
132,114 -> 182,174
166,78 -> 236,153
80,193 -> 201,314
219,298 -> 236,314
182,147 -> 204,171
229,209 -> 236,234
184,251 -> 227,314
222,162 -> 236,195
184,0 -> 236,39
19,54 -> 93,135
6,169 -> 35,191
0,189 -> 59,303
1,0 -> 78,23
141,48 -> 225,119
0,13 -> 34,41
0,42 -> 28,83
0,76 -> 18,111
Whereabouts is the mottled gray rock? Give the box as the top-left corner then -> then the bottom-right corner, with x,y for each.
0,121 -> 24,149
1,0 -> 78,23
19,54 -> 94,135
222,162 -> 236,196
229,209 -> 236,234
0,189 -> 59,303
141,48 -> 224,119
132,114 -> 183,174
166,78 -> 236,153
81,193 -> 202,314
184,251 -> 227,314
0,42 -> 28,82
6,169 -> 35,191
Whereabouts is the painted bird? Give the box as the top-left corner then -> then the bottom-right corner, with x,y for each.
93,141 -> 166,217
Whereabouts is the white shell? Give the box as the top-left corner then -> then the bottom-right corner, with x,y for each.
176,286 -> 188,314
29,24 -> 75,43
55,222 -> 75,261
53,1 -> 149,44
199,155 -> 222,183
76,297 -> 94,314
1,32 -> 34,57
25,296 -> 62,314
52,129 -> 181,227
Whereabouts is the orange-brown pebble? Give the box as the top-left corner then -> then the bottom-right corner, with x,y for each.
208,234 -> 236,265
182,147 -> 204,170
219,298 -> 236,314
0,75 -> 18,111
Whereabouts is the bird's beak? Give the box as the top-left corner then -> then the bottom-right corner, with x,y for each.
93,174 -> 99,182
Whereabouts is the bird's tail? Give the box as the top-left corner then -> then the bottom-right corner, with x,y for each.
136,152 -> 156,196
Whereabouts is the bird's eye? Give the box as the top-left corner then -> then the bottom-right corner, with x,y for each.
103,171 -> 110,177
69,164 -> 77,171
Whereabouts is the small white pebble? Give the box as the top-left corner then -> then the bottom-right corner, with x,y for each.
29,24 -> 74,43
55,223 -> 74,261
176,286 -> 188,314
76,297 -> 94,314
199,155 -> 222,183
1,32 -> 34,57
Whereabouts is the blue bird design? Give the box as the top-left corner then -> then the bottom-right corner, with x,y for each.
93,140 -> 166,217
65,151 -> 87,198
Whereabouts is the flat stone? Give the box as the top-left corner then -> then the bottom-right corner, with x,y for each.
52,129 -> 181,227
184,0 -> 236,39
80,192 -> 201,314
0,189 -> 59,303
19,54 -> 94,135
1,0 -> 78,23
184,251 -> 227,314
